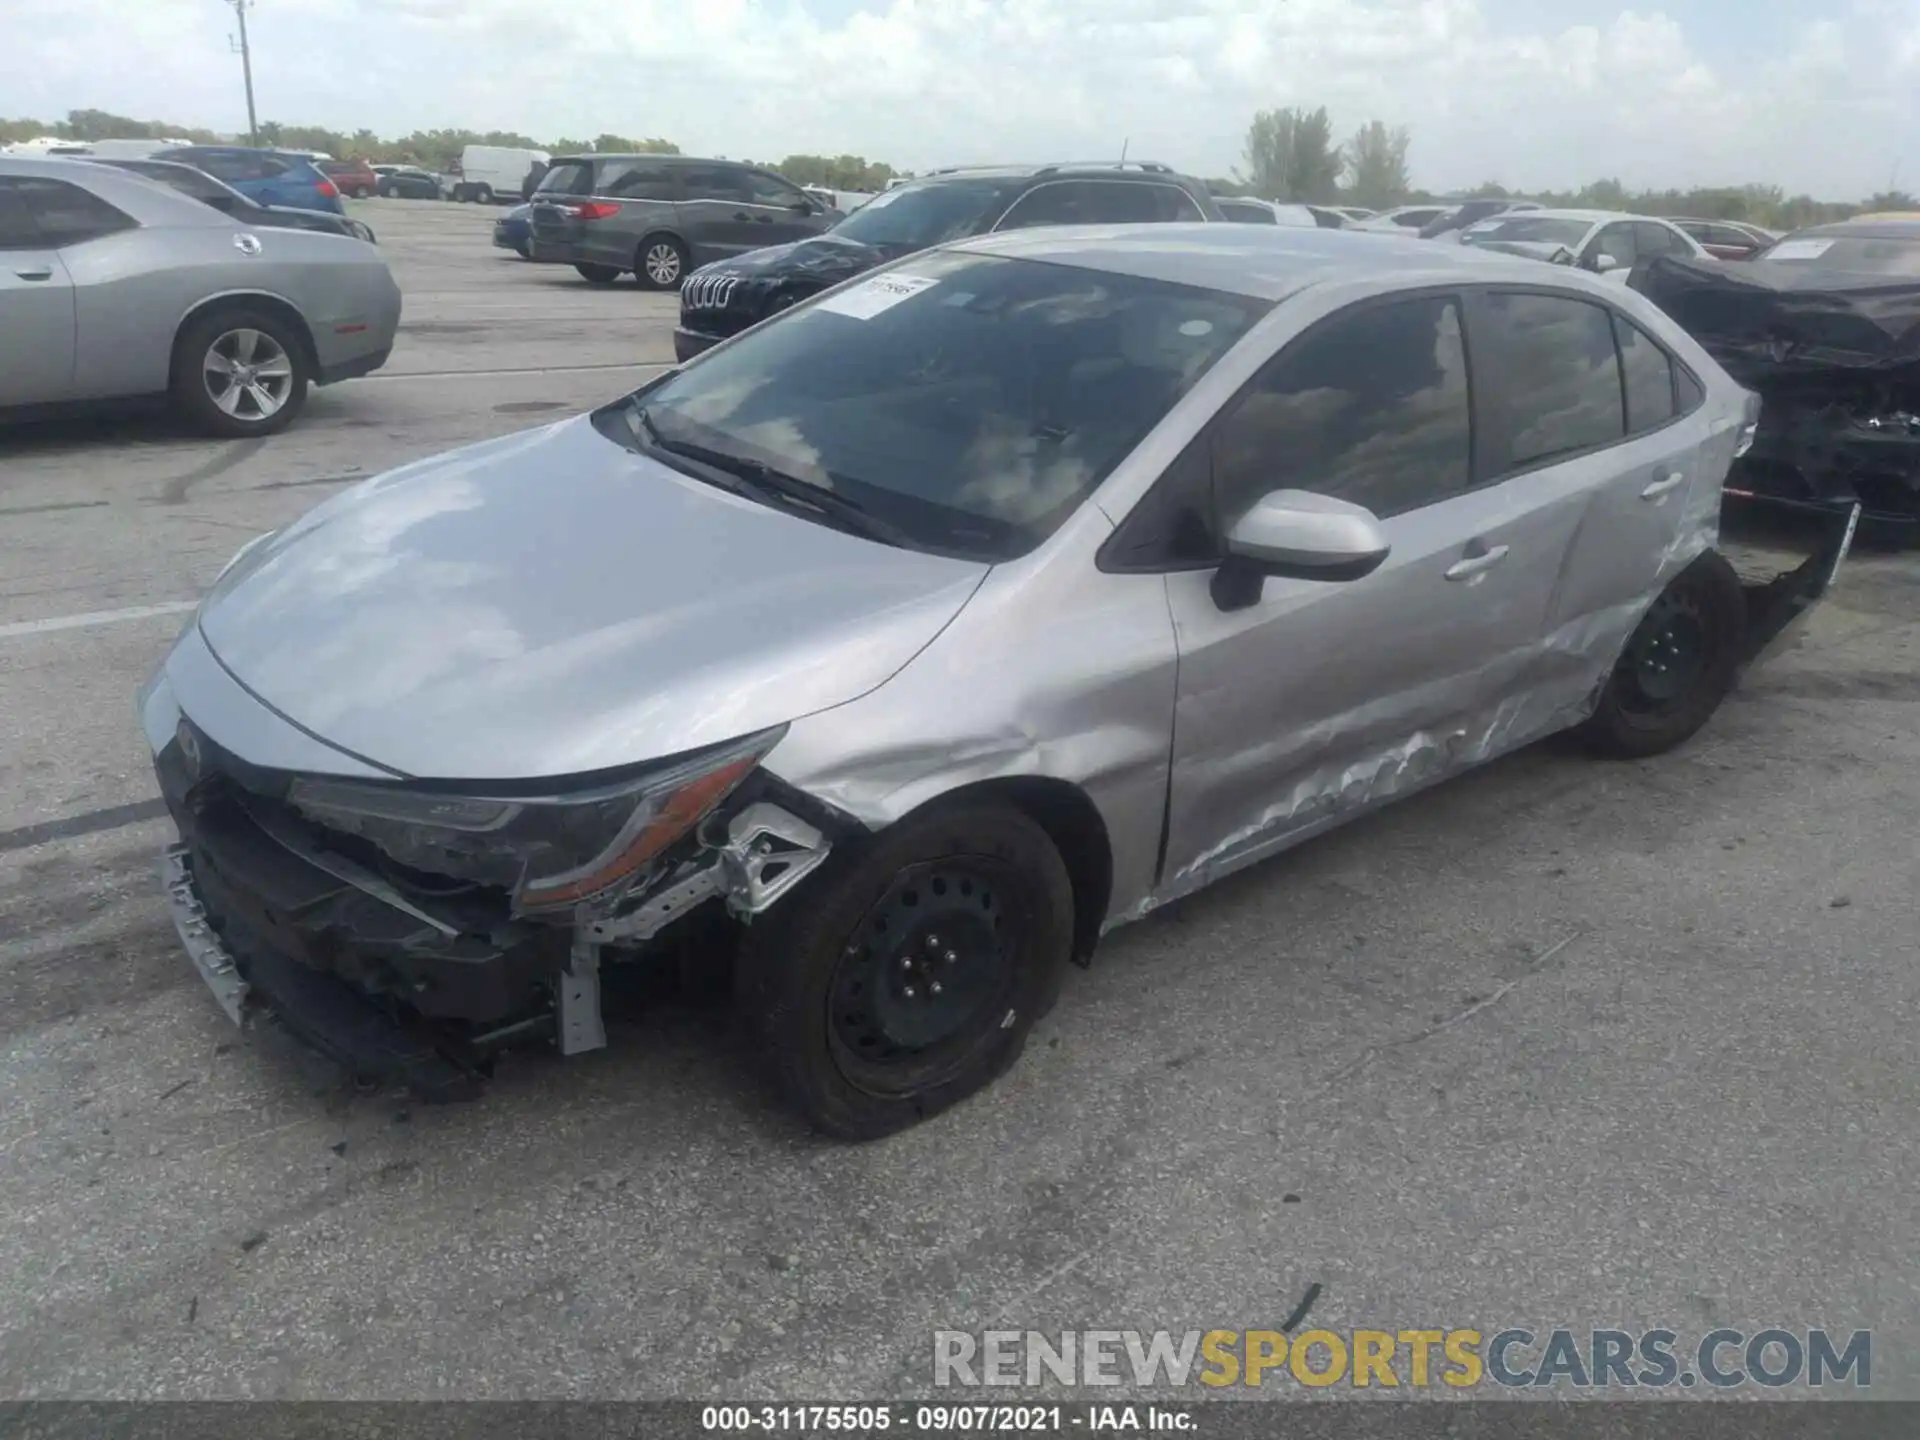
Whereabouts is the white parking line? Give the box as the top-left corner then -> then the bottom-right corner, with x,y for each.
365,361 -> 672,382
0,601 -> 197,640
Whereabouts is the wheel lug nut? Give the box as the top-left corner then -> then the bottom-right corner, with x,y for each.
930,981 -> 943,996
944,951 -> 957,964
926,934 -> 941,949
903,985 -> 916,999
900,957 -> 913,971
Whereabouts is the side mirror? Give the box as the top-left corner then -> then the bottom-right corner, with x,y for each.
791,198 -> 815,214
1211,489 -> 1390,611
1589,252 -> 1624,273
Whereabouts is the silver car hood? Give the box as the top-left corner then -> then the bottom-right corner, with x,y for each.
197,416 -> 989,781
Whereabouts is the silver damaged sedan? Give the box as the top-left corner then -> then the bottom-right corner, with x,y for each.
0,156 -> 399,436
139,225 -> 1855,1137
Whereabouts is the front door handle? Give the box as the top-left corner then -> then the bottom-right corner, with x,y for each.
1641,471 -> 1686,501
1444,544 -> 1510,582
731,212 -> 750,222
13,265 -> 53,281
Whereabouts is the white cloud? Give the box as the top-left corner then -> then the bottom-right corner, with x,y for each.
6,0 -> 1920,198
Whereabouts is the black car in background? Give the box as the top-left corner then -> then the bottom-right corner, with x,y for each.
90,158 -> 377,242
528,154 -> 840,290
1417,198 -> 1542,240
671,160 -> 1225,361
374,165 -> 447,200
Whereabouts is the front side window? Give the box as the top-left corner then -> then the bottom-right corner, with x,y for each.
995,182 -> 1096,229
827,178 -> 1018,253
1070,182 -> 1203,224
598,251 -> 1270,559
746,170 -> 805,207
1212,296 -> 1473,524
1482,292 -> 1625,468
1634,221 -> 1688,258
1587,223 -> 1638,268
675,165 -> 751,203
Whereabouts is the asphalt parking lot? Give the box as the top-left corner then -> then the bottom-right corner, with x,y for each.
1,197 -> 1916,1401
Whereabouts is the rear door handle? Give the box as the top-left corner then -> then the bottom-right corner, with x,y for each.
1444,544 -> 1510,581
731,212 -> 750,222
14,265 -> 53,281
1641,471 -> 1686,501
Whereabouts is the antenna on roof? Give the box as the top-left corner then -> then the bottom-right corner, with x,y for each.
1119,138 -> 1129,164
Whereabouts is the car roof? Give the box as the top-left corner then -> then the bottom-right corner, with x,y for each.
1799,217 -> 1920,238
0,154 -> 231,223
943,222 -> 1630,302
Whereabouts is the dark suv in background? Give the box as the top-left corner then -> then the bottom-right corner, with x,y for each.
671,160 -> 1224,361
527,155 -> 838,289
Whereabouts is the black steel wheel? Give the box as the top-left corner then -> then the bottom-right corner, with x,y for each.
736,799 -> 1073,1140
1580,550 -> 1746,758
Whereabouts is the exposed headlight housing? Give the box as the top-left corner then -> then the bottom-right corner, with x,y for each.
286,726 -> 785,916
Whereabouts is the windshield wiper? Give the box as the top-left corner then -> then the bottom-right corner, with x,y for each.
626,404 -> 916,549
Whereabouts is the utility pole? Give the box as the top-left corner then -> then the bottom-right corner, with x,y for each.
228,0 -> 259,147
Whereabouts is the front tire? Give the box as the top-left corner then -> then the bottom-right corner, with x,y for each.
1579,551 -> 1746,758
575,262 -> 622,284
736,799 -> 1073,1141
169,307 -> 311,439
636,235 -> 689,290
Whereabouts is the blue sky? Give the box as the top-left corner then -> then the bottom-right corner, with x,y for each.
5,0 -> 1917,199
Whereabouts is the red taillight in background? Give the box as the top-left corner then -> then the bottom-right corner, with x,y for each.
574,202 -> 622,221
315,180 -> 339,198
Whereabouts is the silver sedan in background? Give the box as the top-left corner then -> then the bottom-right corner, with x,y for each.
141,226 -> 1852,1139
0,156 -> 400,436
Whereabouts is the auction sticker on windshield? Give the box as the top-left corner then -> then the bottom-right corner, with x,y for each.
816,273 -> 940,319
1766,239 -> 1835,260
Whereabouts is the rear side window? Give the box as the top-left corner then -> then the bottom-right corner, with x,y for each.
1219,199 -> 1277,225
1482,292 -> 1625,467
1613,315 -> 1677,434
0,180 -> 43,248
185,151 -> 285,182
537,161 -> 596,197
1213,295 -> 1473,522
600,160 -> 680,201
8,177 -> 135,247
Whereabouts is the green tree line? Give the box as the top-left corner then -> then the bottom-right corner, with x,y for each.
1226,103 -> 1876,230
4,105 -> 1898,231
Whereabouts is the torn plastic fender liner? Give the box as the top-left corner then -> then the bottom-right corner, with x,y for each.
1729,496 -> 1862,666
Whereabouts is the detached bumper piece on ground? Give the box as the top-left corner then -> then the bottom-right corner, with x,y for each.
1632,255 -> 1920,543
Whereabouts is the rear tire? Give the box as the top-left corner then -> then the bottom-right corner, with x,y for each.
635,235 -> 689,290
575,262 -> 622,284
474,183 -> 494,204
1579,551 -> 1746,758
735,799 -> 1072,1141
169,306 -> 311,439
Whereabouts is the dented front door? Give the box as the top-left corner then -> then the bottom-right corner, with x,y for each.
1159,483 -> 1563,897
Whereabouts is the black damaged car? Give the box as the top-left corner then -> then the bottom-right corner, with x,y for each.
672,161 -> 1225,361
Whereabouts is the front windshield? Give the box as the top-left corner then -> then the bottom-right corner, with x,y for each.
1463,216 -> 1592,247
1756,234 -> 1920,275
601,250 -> 1270,560
825,178 -> 1017,252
